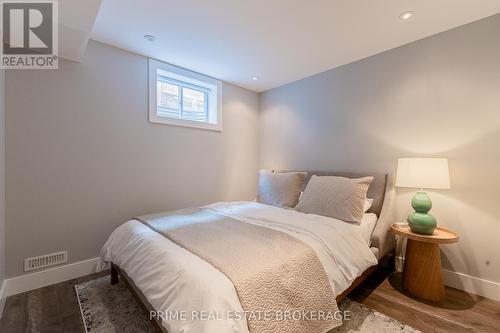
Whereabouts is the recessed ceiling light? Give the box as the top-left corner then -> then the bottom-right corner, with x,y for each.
252,76 -> 258,81
399,11 -> 414,21
144,34 -> 156,42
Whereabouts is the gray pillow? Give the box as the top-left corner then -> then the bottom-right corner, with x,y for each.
295,176 -> 374,223
257,170 -> 306,208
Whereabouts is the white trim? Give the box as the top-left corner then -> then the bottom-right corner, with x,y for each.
3,256 -> 499,304
5,257 -> 100,297
443,269 -> 500,301
0,279 -> 7,319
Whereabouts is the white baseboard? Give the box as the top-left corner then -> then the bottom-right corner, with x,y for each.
443,269 -> 500,301
2,257 -> 499,304
5,257 -> 101,297
0,279 -> 7,319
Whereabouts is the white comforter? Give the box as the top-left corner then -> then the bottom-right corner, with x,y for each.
99,201 -> 378,333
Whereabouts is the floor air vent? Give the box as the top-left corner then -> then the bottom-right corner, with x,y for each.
24,251 -> 68,272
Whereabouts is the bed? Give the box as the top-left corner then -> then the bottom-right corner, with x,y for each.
99,171 -> 396,333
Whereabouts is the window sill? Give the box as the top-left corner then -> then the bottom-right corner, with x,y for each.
150,114 -> 222,131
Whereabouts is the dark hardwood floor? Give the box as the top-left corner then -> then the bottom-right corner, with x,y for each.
0,267 -> 498,333
0,271 -> 109,333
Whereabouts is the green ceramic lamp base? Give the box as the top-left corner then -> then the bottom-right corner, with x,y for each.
407,191 -> 437,235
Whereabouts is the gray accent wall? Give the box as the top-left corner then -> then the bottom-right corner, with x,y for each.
260,15 -> 500,285
5,41 -> 260,277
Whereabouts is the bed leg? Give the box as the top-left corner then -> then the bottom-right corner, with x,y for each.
111,263 -> 119,285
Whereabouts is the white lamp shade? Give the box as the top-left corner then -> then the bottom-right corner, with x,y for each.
396,158 -> 450,189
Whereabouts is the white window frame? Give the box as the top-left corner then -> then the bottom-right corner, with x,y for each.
149,58 -> 222,131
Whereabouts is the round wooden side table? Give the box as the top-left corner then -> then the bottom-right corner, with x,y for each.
391,223 -> 459,303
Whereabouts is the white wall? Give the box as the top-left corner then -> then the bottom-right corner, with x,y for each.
260,15 -> 500,292
5,41 -> 260,278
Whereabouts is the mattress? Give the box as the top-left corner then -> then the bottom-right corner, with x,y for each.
99,201 -> 378,333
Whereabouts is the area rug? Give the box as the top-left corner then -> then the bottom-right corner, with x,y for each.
75,276 -> 421,333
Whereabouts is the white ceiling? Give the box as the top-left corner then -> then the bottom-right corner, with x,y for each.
88,0 -> 500,92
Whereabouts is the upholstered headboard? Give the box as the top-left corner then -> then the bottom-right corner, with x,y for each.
302,171 -> 387,217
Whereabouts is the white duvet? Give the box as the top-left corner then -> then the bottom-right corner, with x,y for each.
99,201 -> 378,333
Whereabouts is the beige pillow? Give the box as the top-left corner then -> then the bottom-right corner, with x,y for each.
257,170 -> 306,208
295,176 -> 374,223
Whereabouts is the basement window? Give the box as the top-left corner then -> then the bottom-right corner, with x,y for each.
149,59 -> 222,131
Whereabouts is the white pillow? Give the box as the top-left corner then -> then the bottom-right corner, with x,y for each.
363,198 -> 374,213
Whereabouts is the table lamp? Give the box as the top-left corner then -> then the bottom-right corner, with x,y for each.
396,158 -> 450,235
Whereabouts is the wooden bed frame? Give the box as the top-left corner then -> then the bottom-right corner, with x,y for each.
111,259 -> 388,333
